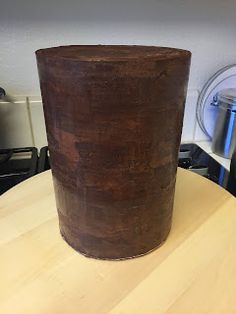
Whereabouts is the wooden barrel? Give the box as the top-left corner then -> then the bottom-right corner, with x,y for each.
36,45 -> 191,260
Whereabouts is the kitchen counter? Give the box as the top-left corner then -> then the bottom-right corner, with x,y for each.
0,168 -> 236,313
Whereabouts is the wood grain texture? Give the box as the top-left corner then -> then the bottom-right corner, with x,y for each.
36,45 -> 191,259
0,168 -> 236,313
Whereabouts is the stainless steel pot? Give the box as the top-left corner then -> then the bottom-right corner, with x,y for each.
212,88 -> 236,159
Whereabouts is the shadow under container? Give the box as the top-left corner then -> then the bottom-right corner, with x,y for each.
36,45 -> 191,260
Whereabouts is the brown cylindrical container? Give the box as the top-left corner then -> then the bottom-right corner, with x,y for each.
36,45 -> 191,260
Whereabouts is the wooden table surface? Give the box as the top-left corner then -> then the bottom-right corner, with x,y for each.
0,168 -> 236,314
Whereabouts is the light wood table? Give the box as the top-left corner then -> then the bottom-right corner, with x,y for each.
0,168 -> 236,314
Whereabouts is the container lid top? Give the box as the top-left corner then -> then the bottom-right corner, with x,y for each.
35,45 -> 191,62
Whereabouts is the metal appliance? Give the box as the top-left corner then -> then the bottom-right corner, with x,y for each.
212,88 -> 236,159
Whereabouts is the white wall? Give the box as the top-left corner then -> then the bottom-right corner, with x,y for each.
0,0 -> 236,148
1,0 -> 236,95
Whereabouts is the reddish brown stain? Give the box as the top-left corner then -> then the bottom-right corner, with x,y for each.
36,45 -> 191,260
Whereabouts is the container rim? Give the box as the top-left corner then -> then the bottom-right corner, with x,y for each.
35,45 -> 191,63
